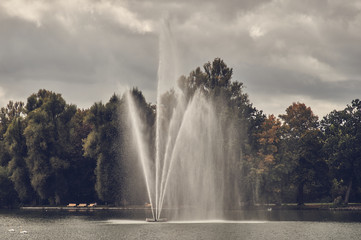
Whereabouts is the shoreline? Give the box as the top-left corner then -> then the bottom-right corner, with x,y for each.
16,203 -> 361,211
20,206 -> 152,211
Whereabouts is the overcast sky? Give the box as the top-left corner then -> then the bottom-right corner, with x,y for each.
1,0 -> 361,118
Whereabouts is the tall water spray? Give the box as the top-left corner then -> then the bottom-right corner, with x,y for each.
126,20 -> 238,221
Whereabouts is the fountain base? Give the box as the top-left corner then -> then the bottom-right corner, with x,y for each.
146,218 -> 167,222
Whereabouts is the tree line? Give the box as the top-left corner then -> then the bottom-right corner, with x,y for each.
0,58 -> 360,208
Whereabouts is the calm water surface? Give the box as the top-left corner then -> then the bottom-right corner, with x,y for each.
1,209 -> 361,239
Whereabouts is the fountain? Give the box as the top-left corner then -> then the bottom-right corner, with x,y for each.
125,20 -> 239,222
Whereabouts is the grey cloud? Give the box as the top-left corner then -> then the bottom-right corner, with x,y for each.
242,65 -> 361,102
0,10 -> 159,106
0,0 -> 360,117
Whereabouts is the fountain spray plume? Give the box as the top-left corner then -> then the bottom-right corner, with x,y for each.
125,91 -> 155,220
154,17 -> 179,220
125,18 -> 241,221
125,18 -> 179,222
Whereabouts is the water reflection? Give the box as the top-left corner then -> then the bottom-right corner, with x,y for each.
1,209 -> 361,240
1,208 -> 361,222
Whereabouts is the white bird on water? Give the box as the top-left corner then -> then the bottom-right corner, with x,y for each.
20,230 -> 28,234
8,229 -> 15,232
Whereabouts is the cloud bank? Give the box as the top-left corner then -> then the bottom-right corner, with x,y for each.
0,0 -> 360,117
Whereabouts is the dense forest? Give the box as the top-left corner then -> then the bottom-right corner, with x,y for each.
0,58 -> 360,208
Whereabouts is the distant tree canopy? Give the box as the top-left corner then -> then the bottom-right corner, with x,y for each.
0,59 -> 360,208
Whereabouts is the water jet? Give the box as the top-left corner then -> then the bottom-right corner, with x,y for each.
125,20 -> 240,222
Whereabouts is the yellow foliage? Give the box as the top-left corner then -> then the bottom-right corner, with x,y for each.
264,154 -> 274,163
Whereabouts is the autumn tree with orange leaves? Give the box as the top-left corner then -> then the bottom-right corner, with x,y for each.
252,115 -> 283,203
279,102 -> 326,205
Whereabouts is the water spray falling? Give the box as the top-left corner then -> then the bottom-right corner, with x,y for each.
155,18 -> 179,220
126,93 -> 155,219
126,19 -> 238,221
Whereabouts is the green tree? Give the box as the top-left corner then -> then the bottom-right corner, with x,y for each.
279,102 -> 323,205
0,101 -> 25,166
0,166 -> 18,208
4,117 -> 34,203
64,109 -> 96,203
321,99 -> 361,204
83,95 -> 123,205
0,101 -> 29,206
24,89 -> 76,204
178,58 -> 235,101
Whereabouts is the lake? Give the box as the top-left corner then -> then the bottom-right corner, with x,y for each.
1,209 -> 361,239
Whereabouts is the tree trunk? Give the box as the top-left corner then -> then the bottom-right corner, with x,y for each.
297,182 -> 304,206
344,179 -> 353,205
